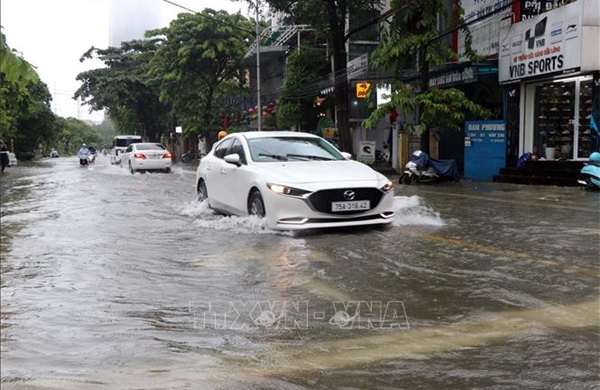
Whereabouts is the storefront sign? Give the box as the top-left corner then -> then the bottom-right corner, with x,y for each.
499,1 -> 582,83
429,67 -> 477,87
464,120 -> 507,180
457,0 -> 512,59
358,141 -> 376,164
347,54 -> 369,80
356,82 -> 371,99
520,0 -> 566,20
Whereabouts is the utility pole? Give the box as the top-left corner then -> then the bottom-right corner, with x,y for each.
256,0 -> 262,131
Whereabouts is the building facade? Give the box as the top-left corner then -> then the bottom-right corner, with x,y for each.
499,0 -> 600,162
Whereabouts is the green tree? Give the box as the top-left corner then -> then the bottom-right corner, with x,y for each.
0,29 -> 41,142
277,46 -> 329,131
147,9 -> 255,141
261,0 -> 383,153
92,118 -> 117,148
363,0 -> 490,153
10,79 -> 58,155
74,39 -> 171,141
55,117 -> 102,155
0,30 -> 38,85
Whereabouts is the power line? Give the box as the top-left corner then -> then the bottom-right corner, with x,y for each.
278,0 -> 518,100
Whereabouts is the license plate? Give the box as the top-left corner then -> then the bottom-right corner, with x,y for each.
331,200 -> 370,212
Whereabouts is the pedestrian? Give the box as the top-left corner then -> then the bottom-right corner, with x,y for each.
1,142 -> 10,173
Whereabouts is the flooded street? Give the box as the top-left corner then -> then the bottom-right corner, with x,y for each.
1,155 -> 599,389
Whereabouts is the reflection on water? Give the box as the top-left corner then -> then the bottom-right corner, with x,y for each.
0,158 -> 598,389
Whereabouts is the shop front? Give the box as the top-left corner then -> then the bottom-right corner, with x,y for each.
499,0 -> 600,161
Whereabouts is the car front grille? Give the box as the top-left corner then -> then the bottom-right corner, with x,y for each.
308,187 -> 384,215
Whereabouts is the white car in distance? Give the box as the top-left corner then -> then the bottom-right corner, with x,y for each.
195,131 -> 395,230
120,143 -> 172,174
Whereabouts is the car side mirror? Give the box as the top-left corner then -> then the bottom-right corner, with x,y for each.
224,153 -> 241,166
341,152 -> 352,160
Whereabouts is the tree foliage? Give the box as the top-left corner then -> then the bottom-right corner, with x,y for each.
277,46 -> 329,130
147,9 -> 255,140
92,118 -> 118,148
0,30 -> 39,85
260,0 -> 383,153
0,30 -> 58,155
54,117 -> 102,155
9,80 -> 58,154
74,39 -> 170,141
363,0 -> 490,152
0,29 -> 47,146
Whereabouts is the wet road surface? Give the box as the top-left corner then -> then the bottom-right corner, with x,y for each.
1,156 -> 599,389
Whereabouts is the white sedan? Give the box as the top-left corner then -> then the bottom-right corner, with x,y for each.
120,143 -> 172,174
195,131 -> 395,230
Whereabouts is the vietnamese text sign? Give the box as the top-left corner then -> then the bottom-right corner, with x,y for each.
499,0 -> 582,84
458,0 -> 512,59
464,120 -> 506,180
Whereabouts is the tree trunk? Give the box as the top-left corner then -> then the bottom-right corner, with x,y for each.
418,41 -> 430,155
334,49 -> 351,153
326,0 -> 352,153
203,88 -> 214,137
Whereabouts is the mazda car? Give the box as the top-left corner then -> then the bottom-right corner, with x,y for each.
195,131 -> 395,230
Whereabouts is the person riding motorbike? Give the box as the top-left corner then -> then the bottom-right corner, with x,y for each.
77,143 -> 91,166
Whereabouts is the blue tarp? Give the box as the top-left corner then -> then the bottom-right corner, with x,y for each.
410,151 -> 460,181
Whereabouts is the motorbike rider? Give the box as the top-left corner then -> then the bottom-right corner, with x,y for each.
87,145 -> 97,163
77,143 -> 91,166
1,142 -> 10,173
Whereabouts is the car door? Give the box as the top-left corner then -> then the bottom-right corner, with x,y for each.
205,138 -> 234,211
121,145 -> 133,168
218,138 -> 252,214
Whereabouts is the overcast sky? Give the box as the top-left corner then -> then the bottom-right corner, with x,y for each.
1,0 -> 252,122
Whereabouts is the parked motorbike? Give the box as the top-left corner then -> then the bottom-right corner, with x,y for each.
577,152 -> 600,190
375,143 -> 391,164
180,151 -> 194,163
399,150 -> 460,184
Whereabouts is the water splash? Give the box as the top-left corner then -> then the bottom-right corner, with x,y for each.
179,200 -> 287,235
392,195 -> 444,226
180,195 -> 443,233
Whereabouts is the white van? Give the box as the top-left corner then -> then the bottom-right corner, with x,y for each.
111,135 -> 143,164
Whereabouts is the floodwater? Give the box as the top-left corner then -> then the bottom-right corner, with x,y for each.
1,156 -> 598,390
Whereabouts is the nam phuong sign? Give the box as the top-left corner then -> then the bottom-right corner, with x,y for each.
498,0 -> 582,84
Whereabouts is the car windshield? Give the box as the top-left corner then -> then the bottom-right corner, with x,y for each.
248,136 -> 344,162
135,144 -> 165,151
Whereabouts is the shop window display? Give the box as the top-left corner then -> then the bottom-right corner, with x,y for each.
534,81 -> 575,159
579,79 -> 595,158
534,76 -> 599,160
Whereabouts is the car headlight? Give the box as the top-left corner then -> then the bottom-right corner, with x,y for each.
380,180 -> 394,192
267,183 -> 311,197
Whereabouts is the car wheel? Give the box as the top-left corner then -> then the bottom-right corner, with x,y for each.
164,167 -> 171,173
197,180 -> 208,201
129,162 -> 135,174
248,191 -> 266,217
